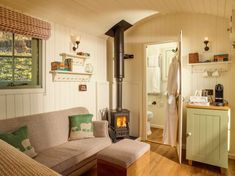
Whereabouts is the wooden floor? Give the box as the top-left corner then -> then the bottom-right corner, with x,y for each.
82,142 -> 235,176
147,127 -> 163,144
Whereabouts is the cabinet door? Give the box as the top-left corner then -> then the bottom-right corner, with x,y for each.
186,108 -> 228,168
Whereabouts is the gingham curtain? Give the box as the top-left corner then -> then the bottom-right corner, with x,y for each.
0,6 -> 51,40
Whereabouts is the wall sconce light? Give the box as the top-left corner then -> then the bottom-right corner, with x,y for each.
204,37 -> 209,51
71,36 -> 80,52
232,41 -> 235,49
73,39 -> 80,51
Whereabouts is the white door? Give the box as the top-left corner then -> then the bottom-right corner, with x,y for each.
176,30 -> 183,163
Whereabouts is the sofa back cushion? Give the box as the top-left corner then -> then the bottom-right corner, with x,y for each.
0,107 -> 89,152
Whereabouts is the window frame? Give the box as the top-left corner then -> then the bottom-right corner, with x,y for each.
0,32 -> 44,90
0,43 -> 47,96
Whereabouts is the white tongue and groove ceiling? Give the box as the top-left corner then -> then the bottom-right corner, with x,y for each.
0,0 -> 235,36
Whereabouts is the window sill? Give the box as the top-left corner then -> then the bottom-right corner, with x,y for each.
0,88 -> 45,95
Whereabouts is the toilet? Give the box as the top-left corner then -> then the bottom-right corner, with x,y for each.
147,111 -> 153,135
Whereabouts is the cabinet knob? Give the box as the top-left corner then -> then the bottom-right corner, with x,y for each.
186,132 -> 192,137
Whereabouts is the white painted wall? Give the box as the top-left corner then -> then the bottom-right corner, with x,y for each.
0,22 -> 109,120
148,95 -> 166,129
123,13 -> 235,156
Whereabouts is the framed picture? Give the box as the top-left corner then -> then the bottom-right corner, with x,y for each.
79,84 -> 87,91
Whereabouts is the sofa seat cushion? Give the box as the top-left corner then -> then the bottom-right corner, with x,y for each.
34,137 -> 111,173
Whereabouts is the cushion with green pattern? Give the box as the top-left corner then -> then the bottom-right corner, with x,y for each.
69,114 -> 94,140
0,126 -> 37,158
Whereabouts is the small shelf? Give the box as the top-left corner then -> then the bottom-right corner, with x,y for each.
49,70 -> 92,75
188,61 -> 231,66
60,53 -> 90,67
188,61 -> 231,73
49,70 -> 92,82
60,53 -> 90,59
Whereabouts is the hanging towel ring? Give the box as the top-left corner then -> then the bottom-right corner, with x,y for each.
172,47 -> 178,53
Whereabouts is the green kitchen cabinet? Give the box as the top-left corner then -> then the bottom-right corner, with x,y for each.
186,105 -> 230,169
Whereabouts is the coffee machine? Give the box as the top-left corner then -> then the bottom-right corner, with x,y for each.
215,84 -> 224,106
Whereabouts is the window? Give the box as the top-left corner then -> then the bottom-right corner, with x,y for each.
0,31 -> 42,89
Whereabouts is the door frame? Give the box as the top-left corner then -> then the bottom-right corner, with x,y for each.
142,38 -> 183,163
177,30 -> 183,163
142,40 -> 178,141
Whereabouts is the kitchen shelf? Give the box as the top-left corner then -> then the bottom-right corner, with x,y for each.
188,61 -> 231,73
49,70 -> 92,82
188,61 -> 231,66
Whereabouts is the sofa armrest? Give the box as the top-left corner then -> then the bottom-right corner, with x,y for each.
93,120 -> 109,137
0,140 -> 60,176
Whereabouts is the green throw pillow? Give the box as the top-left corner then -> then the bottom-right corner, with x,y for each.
69,114 -> 94,140
0,126 -> 37,158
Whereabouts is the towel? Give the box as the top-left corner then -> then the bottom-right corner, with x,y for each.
147,67 -> 161,93
148,56 -> 159,67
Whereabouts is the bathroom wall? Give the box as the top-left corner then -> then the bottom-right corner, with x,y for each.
148,94 -> 166,129
123,12 -> 235,157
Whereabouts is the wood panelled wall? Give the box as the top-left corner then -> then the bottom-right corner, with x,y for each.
0,23 -> 109,120
122,12 -> 235,156
107,40 -> 142,137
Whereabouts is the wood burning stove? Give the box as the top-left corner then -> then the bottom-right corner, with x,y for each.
110,109 -> 130,138
105,20 -> 132,142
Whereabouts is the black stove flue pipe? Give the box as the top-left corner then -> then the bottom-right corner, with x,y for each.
105,20 -> 132,111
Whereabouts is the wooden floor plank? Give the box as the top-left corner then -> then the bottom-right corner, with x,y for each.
82,141 -> 235,176
147,128 -> 163,143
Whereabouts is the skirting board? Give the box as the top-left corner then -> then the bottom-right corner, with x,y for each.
229,153 -> 235,160
150,124 -> 164,129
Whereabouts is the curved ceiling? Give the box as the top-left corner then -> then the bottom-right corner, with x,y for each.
0,0 -> 234,37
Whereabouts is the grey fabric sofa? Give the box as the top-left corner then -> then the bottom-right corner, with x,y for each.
0,107 -> 112,176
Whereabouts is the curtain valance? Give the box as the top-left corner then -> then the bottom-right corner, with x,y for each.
0,6 -> 51,40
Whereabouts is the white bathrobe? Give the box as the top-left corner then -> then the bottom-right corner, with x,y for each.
163,55 -> 179,146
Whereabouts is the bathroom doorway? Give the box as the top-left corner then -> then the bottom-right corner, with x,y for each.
145,42 -> 178,144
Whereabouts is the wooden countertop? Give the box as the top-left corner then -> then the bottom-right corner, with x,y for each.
186,104 -> 230,111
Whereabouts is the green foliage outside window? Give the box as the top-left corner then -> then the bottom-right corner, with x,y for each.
0,31 -> 42,88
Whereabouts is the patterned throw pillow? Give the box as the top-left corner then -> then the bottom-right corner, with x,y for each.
69,114 -> 94,140
0,126 -> 37,158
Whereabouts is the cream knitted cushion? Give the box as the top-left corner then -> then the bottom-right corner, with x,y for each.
93,121 -> 109,137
